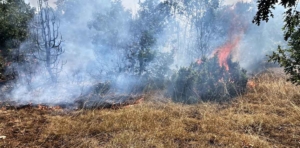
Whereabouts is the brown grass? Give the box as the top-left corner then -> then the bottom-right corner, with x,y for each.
0,71 -> 300,148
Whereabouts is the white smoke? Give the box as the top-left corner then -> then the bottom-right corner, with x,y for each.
24,0 -> 140,10
7,0 -> 286,105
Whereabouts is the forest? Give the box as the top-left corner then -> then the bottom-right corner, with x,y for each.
0,0 -> 283,105
0,0 -> 299,147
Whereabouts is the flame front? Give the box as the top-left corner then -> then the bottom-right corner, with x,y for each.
212,5 -> 247,71
196,59 -> 202,65
215,35 -> 241,71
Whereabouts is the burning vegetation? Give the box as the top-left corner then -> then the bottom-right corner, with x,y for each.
0,0 -> 297,147
216,35 -> 242,71
0,0 -> 256,108
169,55 -> 247,104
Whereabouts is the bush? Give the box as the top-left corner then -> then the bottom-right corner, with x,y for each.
0,55 -> 5,81
169,56 -> 248,104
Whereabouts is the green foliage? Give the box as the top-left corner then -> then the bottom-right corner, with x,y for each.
170,67 -> 198,104
169,56 -> 247,104
269,35 -> 300,85
128,0 -> 172,75
143,51 -> 174,91
253,0 -> 297,26
137,31 -> 157,75
253,0 -> 300,85
0,0 -> 34,82
0,55 -> 5,80
0,0 -> 34,48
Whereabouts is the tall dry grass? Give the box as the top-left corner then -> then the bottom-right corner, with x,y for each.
0,71 -> 300,147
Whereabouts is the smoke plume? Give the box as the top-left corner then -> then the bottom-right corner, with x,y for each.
6,0 -> 285,105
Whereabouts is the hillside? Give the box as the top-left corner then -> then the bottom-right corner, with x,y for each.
0,71 -> 300,148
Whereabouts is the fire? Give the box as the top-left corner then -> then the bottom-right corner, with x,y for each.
196,59 -> 202,65
215,36 -> 241,71
123,97 -> 144,108
247,80 -> 256,89
212,5 -> 248,71
38,104 -> 62,110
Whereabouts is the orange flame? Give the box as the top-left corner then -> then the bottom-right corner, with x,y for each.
212,4 -> 248,71
123,98 -> 144,108
196,59 -> 202,65
247,80 -> 256,89
215,36 -> 241,71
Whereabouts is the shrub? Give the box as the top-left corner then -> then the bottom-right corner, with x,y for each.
169,56 -> 248,104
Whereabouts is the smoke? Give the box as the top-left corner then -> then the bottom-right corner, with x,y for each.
6,0 -> 286,105
168,1 -> 285,72
25,0 -> 57,8
24,0 -> 140,10
24,0 -> 252,8
223,0 -> 251,5
237,5 -> 285,72
8,0 -> 118,105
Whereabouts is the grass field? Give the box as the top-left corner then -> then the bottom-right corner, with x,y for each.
0,70 -> 300,148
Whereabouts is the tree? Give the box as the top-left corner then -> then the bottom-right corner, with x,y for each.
30,0 -> 64,82
186,0 -> 219,58
154,0 -> 226,68
89,0 -> 172,76
0,0 -> 34,81
253,0 -> 300,85
88,0 -> 132,74
0,0 -> 34,48
164,0 -> 221,61
126,0 -> 172,75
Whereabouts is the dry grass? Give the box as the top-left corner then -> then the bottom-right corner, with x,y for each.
1,70 -> 300,148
